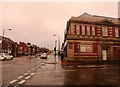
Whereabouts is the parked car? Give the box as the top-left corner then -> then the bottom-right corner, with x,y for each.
0,53 -> 13,61
37,53 -> 41,57
40,53 -> 47,59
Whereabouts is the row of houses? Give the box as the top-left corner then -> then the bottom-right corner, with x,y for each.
0,36 -> 40,57
62,13 -> 120,62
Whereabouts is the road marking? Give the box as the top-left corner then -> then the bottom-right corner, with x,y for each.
18,76 -> 24,79
33,67 -> 36,70
36,65 -> 39,67
25,76 -> 32,80
13,84 -> 19,87
24,73 -> 28,76
10,80 -> 17,84
18,80 -> 26,84
30,73 -> 35,76
40,63 -> 45,66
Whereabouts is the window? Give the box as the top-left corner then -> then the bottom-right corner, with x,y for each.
92,26 -> 95,36
69,43 -> 73,49
102,27 -> 108,36
87,26 -> 90,36
115,28 -> 119,37
82,26 -> 85,35
80,43 -> 93,52
76,25 -> 80,35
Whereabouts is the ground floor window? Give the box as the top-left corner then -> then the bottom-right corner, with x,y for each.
74,42 -> 93,53
80,43 -> 93,52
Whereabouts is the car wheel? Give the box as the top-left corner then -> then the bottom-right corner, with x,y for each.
3,58 -> 6,61
11,57 -> 13,60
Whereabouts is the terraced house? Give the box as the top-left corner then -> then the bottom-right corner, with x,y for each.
63,13 -> 120,61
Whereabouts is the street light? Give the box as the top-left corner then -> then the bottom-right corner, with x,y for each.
53,34 -> 60,56
3,29 -> 12,38
2,29 -> 12,53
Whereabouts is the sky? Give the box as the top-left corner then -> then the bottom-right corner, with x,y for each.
1,0 -> 119,50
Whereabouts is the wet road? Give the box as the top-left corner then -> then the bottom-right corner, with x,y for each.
1,55 -> 120,86
24,56 -> 120,86
1,56 -> 45,86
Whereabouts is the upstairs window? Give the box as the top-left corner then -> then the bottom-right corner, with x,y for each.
76,25 -> 80,35
92,26 -> 95,36
102,27 -> 108,36
115,28 -> 119,37
82,26 -> 85,35
87,26 -> 90,36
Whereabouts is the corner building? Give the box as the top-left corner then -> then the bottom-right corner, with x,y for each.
63,13 -> 120,61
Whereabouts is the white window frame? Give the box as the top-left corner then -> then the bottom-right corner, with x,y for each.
87,26 -> 90,36
102,27 -> 108,36
76,25 -> 80,35
115,28 -> 119,37
82,26 -> 85,35
92,26 -> 95,36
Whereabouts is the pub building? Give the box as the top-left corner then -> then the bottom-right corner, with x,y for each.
63,13 -> 120,61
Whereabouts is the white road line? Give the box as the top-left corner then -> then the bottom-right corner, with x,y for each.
30,73 -> 35,76
33,67 -> 36,70
36,66 -> 39,68
18,80 -> 26,84
18,76 -> 24,79
24,73 -> 28,76
41,63 -> 45,65
25,76 -> 32,80
77,65 -> 81,68
10,80 -> 17,84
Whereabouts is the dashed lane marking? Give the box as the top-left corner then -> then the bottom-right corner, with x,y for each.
24,73 -> 28,76
18,76 -> 24,79
10,80 -> 17,84
18,80 -> 26,84
25,76 -> 32,80
30,73 -> 35,76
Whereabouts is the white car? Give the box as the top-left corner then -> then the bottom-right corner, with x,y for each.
0,53 -> 13,61
40,53 -> 47,59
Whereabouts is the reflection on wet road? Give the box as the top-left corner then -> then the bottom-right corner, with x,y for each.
62,64 -> 120,85
25,61 -> 120,86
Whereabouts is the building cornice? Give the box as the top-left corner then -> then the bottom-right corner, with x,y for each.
65,34 -> 120,42
69,19 -> 120,27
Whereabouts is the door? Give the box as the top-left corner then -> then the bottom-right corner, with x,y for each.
102,50 -> 107,60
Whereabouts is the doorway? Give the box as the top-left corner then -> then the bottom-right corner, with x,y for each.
102,50 -> 107,60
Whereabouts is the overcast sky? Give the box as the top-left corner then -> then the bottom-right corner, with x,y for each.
1,1 -> 119,50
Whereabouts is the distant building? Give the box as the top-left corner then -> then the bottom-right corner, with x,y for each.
63,13 -> 120,61
18,42 -> 28,56
0,36 -> 15,55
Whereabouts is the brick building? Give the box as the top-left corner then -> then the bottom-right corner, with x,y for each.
63,13 -> 120,61
0,36 -> 15,55
18,42 -> 28,56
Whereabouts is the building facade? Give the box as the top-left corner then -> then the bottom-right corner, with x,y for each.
0,36 -> 15,55
63,13 -> 120,61
18,42 -> 29,56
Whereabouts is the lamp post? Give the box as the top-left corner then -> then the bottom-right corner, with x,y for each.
54,40 -> 57,57
2,29 -> 12,53
53,34 -> 60,56
3,29 -> 12,38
